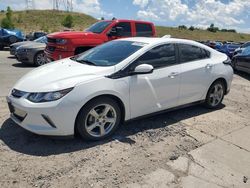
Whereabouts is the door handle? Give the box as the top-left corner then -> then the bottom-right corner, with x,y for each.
168,72 -> 179,78
205,64 -> 213,69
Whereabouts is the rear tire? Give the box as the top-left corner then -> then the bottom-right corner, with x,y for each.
0,45 -> 4,50
204,80 -> 225,109
76,97 -> 121,141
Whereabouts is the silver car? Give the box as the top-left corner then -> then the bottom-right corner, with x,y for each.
16,37 -> 47,66
10,36 -> 47,56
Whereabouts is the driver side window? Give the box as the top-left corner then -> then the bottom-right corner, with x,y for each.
112,22 -> 132,37
130,43 -> 176,70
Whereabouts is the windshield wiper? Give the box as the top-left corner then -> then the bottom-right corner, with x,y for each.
71,58 -> 96,66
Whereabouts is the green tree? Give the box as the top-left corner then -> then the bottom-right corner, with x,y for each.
207,23 -> 219,32
189,26 -> 195,31
61,15 -> 74,28
1,6 -> 14,29
178,25 -> 187,30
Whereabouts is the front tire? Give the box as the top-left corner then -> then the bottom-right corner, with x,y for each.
205,80 -> 225,109
76,97 -> 121,141
34,51 -> 47,66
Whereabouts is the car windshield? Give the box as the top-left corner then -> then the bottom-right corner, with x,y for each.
85,21 -> 112,34
242,42 -> 250,48
72,40 -> 147,66
34,36 -> 47,43
241,47 -> 250,55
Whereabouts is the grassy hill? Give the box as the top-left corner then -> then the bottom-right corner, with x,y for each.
1,10 -> 250,42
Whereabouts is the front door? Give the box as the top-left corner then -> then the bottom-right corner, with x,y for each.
129,43 -> 181,118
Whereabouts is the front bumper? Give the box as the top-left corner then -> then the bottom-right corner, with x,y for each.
6,94 -> 77,136
10,46 -> 16,55
45,48 -> 74,62
16,51 -> 33,64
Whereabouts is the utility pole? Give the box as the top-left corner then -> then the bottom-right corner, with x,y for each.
53,0 -> 60,10
26,0 -> 34,10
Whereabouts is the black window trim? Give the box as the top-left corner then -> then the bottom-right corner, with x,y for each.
176,43 -> 211,64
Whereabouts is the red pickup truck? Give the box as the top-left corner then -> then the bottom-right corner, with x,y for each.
45,19 -> 156,61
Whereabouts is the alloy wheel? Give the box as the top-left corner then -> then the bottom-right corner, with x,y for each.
85,104 -> 117,138
208,84 -> 224,107
36,53 -> 47,66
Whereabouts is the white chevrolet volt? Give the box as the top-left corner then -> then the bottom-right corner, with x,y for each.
7,37 -> 233,140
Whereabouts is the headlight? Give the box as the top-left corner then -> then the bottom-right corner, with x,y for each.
18,48 -> 31,53
27,87 -> 73,103
56,38 -> 67,44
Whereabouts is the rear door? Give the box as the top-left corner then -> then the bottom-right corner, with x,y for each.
177,43 -> 214,105
135,22 -> 154,37
237,55 -> 250,72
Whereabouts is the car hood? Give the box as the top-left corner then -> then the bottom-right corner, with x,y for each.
48,31 -> 102,39
11,41 -> 33,48
13,58 -> 115,92
19,42 -> 46,49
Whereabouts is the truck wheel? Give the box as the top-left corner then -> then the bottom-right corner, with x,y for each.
0,45 -> 4,50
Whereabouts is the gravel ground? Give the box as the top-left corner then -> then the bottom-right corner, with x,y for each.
0,51 -> 249,188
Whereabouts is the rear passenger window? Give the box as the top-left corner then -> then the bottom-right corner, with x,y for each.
135,23 -> 153,37
114,22 -> 132,37
178,44 -> 210,63
132,44 -> 176,69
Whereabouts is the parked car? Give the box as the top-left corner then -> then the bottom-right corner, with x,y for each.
10,36 -> 47,56
0,28 -> 25,50
26,32 -> 47,41
16,36 -> 47,66
233,41 -> 250,56
7,37 -> 233,140
232,46 -> 250,74
45,19 -> 156,61
218,43 -> 241,58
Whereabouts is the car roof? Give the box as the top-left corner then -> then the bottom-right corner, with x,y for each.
118,37 -> 211,50
103,19 -> 154,24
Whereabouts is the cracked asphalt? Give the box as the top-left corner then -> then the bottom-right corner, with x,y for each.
0,50 -> 250,188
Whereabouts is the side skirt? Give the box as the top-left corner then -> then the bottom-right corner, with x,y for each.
125,100 -> 205,123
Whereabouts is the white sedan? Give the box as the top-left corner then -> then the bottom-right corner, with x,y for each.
7,37 -> 233,140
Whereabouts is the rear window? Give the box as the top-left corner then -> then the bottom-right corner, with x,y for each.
178,44 -> 210,63
135,23 -> 153,37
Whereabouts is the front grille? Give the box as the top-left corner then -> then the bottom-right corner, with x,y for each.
47,37 -> 56,43
11,89 -> 28,98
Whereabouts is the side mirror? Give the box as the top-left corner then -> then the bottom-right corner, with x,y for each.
131,64 -> 154,75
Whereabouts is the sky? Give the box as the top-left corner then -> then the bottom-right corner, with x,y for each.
0,0 -> 250,33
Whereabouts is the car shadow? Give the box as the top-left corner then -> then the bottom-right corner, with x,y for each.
12,63 -> 35,68
235,71 -> 250,81
7,56 -> 16,59
0,104 -> 225,156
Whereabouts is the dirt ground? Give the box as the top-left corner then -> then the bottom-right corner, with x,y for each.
0,51 -> 249,188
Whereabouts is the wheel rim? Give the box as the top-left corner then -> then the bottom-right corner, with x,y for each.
208,84 -> 224,107
85,104 -> 117,138
36,53 -> 47,65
